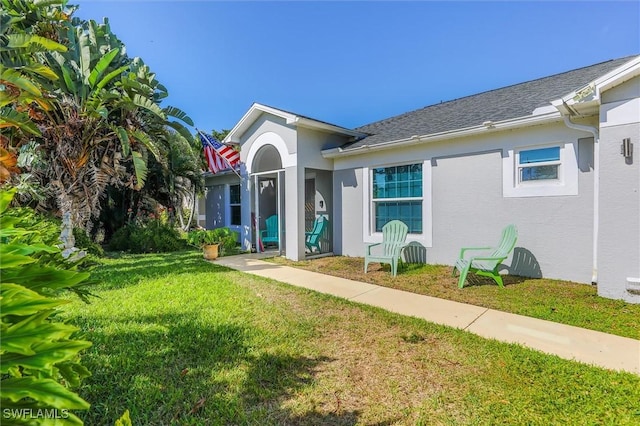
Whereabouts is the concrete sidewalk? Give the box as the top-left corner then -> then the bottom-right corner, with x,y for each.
215,253 -> 640,375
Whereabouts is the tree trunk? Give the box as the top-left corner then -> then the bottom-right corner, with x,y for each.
184,187 -> 197,230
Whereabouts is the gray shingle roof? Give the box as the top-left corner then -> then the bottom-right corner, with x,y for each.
346,56 -> 637,150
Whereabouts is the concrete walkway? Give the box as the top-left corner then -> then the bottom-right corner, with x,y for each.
214,253 -> 640,375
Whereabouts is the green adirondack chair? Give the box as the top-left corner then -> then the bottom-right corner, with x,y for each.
261,215 -> 279,246
453,224 -> 518,288
305,216 -> 328,253
364,220 -> 409,277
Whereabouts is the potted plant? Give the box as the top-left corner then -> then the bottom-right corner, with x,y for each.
186,227 -> 239,260
187,229 -> 221,260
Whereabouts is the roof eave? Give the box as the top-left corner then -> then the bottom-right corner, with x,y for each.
224,102 -> 367,144
322,111 -> 563,159
552,55 -> 640,117
294,117 -> 368,138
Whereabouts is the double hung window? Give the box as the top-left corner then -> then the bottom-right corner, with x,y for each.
517,146 -> 561,183
372,163 -> 422,234
503,142 -> 579,197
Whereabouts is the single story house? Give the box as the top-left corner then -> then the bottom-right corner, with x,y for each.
199,55 -> 640,303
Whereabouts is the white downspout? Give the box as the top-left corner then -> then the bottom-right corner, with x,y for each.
561,116 -> 600,284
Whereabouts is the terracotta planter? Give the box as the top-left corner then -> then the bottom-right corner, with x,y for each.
203,243 -> 220,260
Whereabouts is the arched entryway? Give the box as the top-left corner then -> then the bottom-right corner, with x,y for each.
249,143 -> 286,255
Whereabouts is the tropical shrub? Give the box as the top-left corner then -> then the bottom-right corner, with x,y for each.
107,220 -> 187,253
2,1 -> 199,236
1,206 -> 61,246
72,228 -> 104,258
186,227 -> 238,256
0,189 -> 92,425
186,229 -> 219,247
210,227 -> 239,256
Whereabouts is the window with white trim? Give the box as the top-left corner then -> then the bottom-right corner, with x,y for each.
372,163 -> 423,234
229,184 -> 241,226
503,142 -> 578,198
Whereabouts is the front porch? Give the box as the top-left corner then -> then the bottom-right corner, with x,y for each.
217,104 -> 364,261
248,141 -> 333,259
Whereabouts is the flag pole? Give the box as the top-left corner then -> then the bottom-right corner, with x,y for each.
197,129 -> 243,181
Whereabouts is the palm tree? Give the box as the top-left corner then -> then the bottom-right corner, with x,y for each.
34,16 -> 192,231
3,2 -> 197,233
95,129 -> 204,240
162,131 -> 204,230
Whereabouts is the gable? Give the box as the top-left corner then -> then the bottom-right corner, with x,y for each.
225,102 -> 366,145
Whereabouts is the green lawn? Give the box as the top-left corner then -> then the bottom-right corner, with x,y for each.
64,252 -> 640,425
270,256 -> 640,340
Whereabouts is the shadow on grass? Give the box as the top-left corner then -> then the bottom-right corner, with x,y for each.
460,272 -> 532,288
75,311 -> 364,425
92,251 -> 237,290
241,353 -> 364,426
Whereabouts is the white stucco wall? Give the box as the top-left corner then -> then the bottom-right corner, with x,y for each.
333,168 -> 363,256
297,127 -> 350,171
239,114 -> 298,162
282,165 -> 304,260
333,122 -> 598,284
597,76 -> 640,302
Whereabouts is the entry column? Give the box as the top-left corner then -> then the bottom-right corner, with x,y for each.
285,165 -> 306,261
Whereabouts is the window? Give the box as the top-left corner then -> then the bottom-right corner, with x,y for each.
518,146 -> 560,182
503,142 -> 579,198
372,163 -> 422,233
229,184 -> 241,226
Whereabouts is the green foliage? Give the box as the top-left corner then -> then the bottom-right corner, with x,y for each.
186,229 -> 218,247
1,205 -> 61,246
209,129 -> 231,141
73,228 -> 104,257
186,227 -> 238,256
107,220 -> 188,254
0,106 -> 41,135
3,1 -> 199,235
0,189 -> 92,425
114,410 -> 132,426
0,203 -> 97,302
211,227 -> 239,256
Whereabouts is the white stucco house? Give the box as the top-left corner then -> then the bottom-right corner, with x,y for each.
200,55 -> 640,303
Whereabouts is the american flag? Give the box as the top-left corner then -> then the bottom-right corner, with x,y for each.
198,131 -> 240,174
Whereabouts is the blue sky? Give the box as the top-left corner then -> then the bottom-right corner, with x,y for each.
74,1 -> 639,134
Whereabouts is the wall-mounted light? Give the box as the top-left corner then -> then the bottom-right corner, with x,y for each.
621,138 -> 633,160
